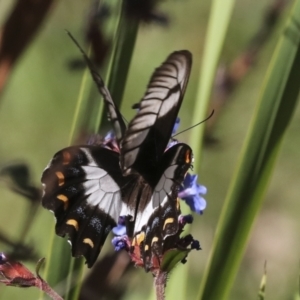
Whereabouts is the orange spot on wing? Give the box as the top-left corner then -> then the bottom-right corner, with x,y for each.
151,237 -> 159,245
176,198 -> 180,210
62,151 -> 71,165
83,238 -> 94,248
163,218 -> 174,230
57,194 -> 69,210
66,219 -> 79,231
185,149 -> 191,163
55,171 -> 65,186
132,232 -> 145,246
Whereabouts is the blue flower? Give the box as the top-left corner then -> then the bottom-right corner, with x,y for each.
191,240 -> 201,250
111,236 -> 128,251
172,117 -> 180,135
0,252 -> 6,264
104,130 -> 115,141
178,173 -> 207,214
165,117 -> 181,150
166,139 -> 178,150
112,216 -> 127,236
112,224 -> 126,236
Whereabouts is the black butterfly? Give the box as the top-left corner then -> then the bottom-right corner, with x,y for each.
41,49 -> 193,270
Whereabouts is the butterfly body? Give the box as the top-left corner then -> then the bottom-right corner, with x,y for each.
42,50 -> 193,269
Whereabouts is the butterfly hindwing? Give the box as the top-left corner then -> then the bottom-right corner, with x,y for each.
152,143 -> 193,208
120,51 -> 192,181
132,143 -> 193,271
41,146 -> 128,267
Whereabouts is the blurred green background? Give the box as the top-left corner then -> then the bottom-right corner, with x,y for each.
0,0 -> 299,299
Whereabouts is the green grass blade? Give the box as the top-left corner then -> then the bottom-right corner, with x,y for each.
107,17 -> 139,105
190,0 -> 236,165
64,6 -> 140,300
198,1 -> 300,299
166,1 -> 235,299
42,235 -> 72,290
295,266 -> 300,300
64,258 -> 85,300
42,64 -> 92,294
97,9 -> 139,132
61,16 -> 139,300
68,67 -> 91,144
42,38 -> 95,300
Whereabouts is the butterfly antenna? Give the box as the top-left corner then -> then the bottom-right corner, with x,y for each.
172,110 -> 214,138
66,30 -> 127,139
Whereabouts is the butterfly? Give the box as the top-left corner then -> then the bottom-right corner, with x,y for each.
41,48 -> 193,271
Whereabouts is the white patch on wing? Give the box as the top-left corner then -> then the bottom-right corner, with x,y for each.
131,114 -> 157,129
155,165 -> 178,191
82,166 -> 107,179
119,204 -> 134,219
158,91 -> 180,117
139,99 -> 161,112
145,90 -> 168,100
133,195 -> 169,234
82,179 -> 100,194
177,57 -> 189,85
152,165 -> 177,207
80,148 -> 99,166
123,128 -> 149,145
80,148 -> 124,223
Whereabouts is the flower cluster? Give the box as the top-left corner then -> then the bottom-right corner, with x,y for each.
0,252 -> 35,286
178,173 -> 207,214
0,254 -> 63,299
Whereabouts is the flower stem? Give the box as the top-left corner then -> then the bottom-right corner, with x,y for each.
154,271 -> 168,300
37,277 -> 63,300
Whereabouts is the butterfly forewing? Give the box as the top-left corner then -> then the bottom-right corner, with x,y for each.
120,51 -> 192,181
67,33 -> 127,142
88,68 -> 126,142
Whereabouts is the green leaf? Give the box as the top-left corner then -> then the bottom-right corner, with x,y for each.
97,7 -> 139,133
198,1 -> 300,299
42,41 -> 93,295
295,267 -> 300,300
190,0 -> 236,164
62,5 -> 140,300
35,257 -> 45,277
160,249 -> 190,273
